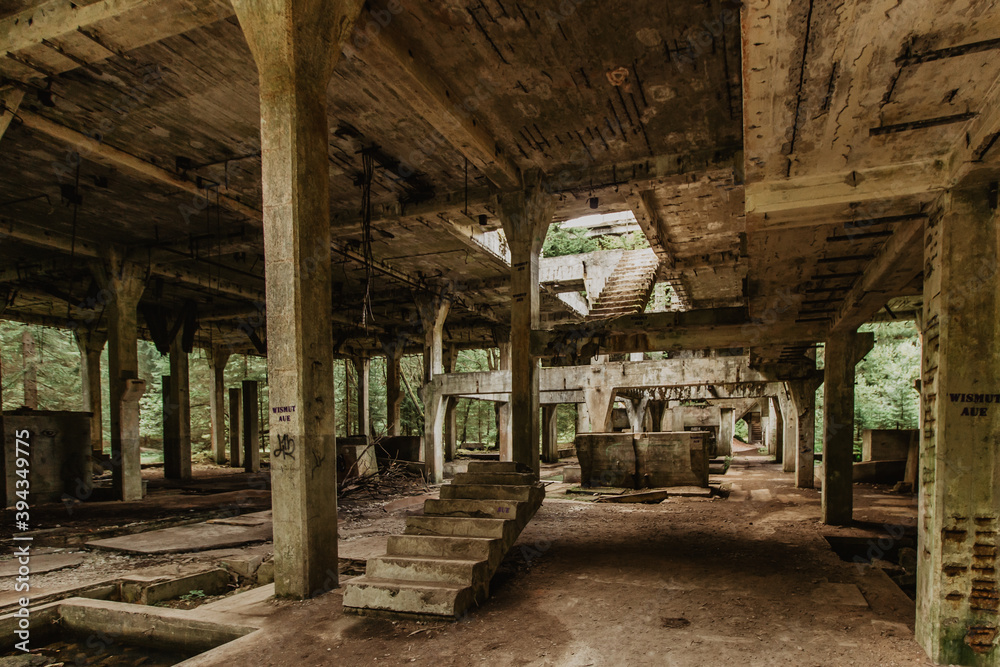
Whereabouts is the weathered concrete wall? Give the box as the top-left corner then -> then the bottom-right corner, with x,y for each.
861,429 -> 917,462
377,436 -> 422,462
635,432 -> 708,488
3,411 -> 91,507
337,436 -> 378,482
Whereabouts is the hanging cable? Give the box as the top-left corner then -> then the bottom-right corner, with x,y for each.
360,149 -> 376,330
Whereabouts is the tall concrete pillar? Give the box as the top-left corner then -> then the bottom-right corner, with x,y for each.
228,387 -> 242,468
164,335 -> 191,480
916,187 -> 1000,664
771,396 -> 784,463
443,347 -> 458,462
93,249 -> 146,501
242,379 -> 260,473
662,404 -> 683,432
624,396 -> 649,434
763,398 -> 778,456
232,0 -> 361,598
499,177 -> 555,475
417,293 -> 451,483
789,379 -> 820,489
541,404 -> 559,463
209,349 -> 230,464
821,330 -> 872,525
351,356 -> 370,437
647,400 -> 665,434
75,328 -> 107,455
385,344 -> 403,436
777,384 -> 796,474
498,340 -> 512,460
718,407 -> 735,457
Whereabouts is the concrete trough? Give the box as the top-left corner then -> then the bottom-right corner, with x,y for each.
0,597 -> 258,664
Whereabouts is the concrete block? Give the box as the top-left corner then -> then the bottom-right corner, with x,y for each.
366,556 -> 489,586
220,554 -> 264,580
342,579 -> 476,618
256,560 -> 274,584
861,429 -> 917,462
574,433 -> 636,488
337,436 -> 378,482
635,432 -> 709,488
451,472 -> 536,486
122,568 -> 230,605
563,464 -> 582,484
853,459 -> 908,484
3,410 -> 91,507
377,436 -> 421,461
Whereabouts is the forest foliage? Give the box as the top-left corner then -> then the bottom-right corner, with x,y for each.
0,318 -> 920,458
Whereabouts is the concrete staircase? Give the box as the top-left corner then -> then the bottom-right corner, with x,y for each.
586,248 -> 660,320
342,461 -> 545,620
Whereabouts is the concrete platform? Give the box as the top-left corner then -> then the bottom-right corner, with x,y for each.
87,516 -> 273,554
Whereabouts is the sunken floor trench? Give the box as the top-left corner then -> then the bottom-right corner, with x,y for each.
4,454 -> 930,666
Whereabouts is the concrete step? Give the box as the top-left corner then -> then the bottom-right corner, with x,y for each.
440,482 -> 545,506
342,577 -> 477,618
466,461 -> 521,473
423,498 -> 526,523
405,516 -> 516,543
365,555 -> 488,585
451,472 -> 537,486
387,534 -> 501,562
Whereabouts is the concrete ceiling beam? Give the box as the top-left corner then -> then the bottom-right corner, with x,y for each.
0,0 -> 155,55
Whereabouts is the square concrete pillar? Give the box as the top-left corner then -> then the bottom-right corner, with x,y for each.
821,331 -> 873,525
163,336 -> 191,481
232,0 -> 361,599
228,387 -> 242,468
384,345 -> 403,436
541,404 -> 559,463
209,349 -> 230,464
499,177 -> 555,475
497,340 -> 512,459
916,187 -> 1000,664
74,329 -> 107,455
418,293 -> 451,483
718,407 -> 735,457
444,396 -> 458,462
242,379 -> 260,474
790,378 -> 820,489
351,356 -> 370,437
93,250 -> 145,501
777,384 -> 796,474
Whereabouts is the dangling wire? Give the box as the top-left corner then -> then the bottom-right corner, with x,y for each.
360,150 -> 376,330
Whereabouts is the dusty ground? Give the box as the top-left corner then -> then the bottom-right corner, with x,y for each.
3,454 -> 930,666
201,455 -> 929,666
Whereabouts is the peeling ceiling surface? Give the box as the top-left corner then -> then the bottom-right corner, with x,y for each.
0,0 -> 996,358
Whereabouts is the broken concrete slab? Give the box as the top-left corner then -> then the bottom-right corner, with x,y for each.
596,487 -> 713,503
0,553 -> 84,577
87,520 -> 272,554
207,510 -> 272,526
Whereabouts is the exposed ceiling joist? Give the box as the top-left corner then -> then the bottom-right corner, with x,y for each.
0,0 -> 154,55
831,218 -> 925,332
345,24 -> 520,190
0,88 -> 25,145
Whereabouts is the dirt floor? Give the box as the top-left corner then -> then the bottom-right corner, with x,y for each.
2,452 -> 932,666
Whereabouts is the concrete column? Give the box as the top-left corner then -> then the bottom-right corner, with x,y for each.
442,347 -> 457,462
777,384 -> 796,474
762,398 -> 777,455
417,293 -> 451,483
584,387 -> 615,433
351,356 -> 370,437
718,407 -> 735,457
576,401 -> 590,434
498,340 -> 512,460
93,249 -> 146,501
164,335 -> 191,480
499,177 -> 556,475
771,396 -> 784,463
821,330 -> 872,526
647,400 -> 665,434
242,379 -> 260,474
625,396 -> 649,434
74,329 -> 107,455
789,379 -> 820,489
232,0 -> 361,599
21,329 -> 37,409
161,375 -> 172,463
208,349 -> 230,464
385,345 -> 403,436
541,404 -> 559,463
662,404 -> 683,432
916,186 -> 1000,664
228,387 -> 242,468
